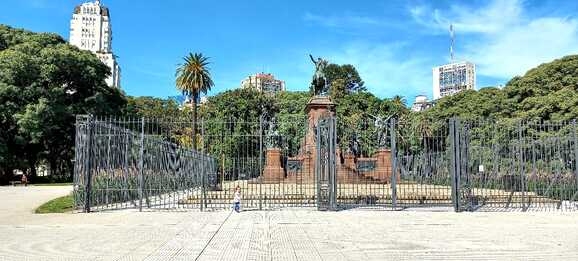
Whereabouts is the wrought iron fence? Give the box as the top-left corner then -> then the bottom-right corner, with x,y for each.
453,119 -> 578,211
73,115 -> 578,212
73,116 -> 217,212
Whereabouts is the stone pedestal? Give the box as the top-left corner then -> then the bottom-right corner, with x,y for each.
373,148 -> 394,183
299,96 -> 336,183
343,152 -> 356,170
262,148 -> 284,183
337,151 -> 356,183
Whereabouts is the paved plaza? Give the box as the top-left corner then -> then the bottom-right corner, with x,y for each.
1,186 -> 578,260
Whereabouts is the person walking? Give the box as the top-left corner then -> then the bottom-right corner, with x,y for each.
233,186 -> 241,213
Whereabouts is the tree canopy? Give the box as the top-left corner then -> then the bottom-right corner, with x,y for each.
0,25 -> 126,184
4,23 -> 578,185
422,55 -> 578,122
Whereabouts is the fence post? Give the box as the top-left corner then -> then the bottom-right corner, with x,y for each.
570,120 -> 578,203
201,118 -> 206,211
84,115 -> 94,213
389,117 -> 398,209
138,117 -> 145,212
518,120 -> 527,211
330,117 -> 337,210
259,115 -> 264,210
201,158 -> 205,211
449,118 -> 460,212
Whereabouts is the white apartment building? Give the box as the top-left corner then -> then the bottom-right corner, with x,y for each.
432,62 -> 475,100
241,73 -> 285,95
411,95 -> 434,112
69,0 -> 121,88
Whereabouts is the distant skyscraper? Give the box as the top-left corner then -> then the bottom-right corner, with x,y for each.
432,24 -> 476,100
241,73 -> 285,95
69,0 -> 121,88
432,62 -> 476,99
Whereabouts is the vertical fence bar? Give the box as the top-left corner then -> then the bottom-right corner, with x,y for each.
202,118 -> 206,211
200,118 -> 206,211
449,118 -> 461,212
138,117 -> 145,212
390,118 -> 398,209
259,115 -> 263,210
569,120 -> 578,201
84,115 -> 94,213
330,117 -> 337,210
518,121 -> 527,211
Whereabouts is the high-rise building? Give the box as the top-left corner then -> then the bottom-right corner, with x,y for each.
69,0 -> 121,88
241,73 -> 285,95
432,61 -> 475,99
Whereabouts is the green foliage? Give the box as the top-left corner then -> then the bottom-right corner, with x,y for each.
175,52 -> 214,149
324,63 -> 365,93
35,194 -> 73,214
200,88 -> 277,122
424,55 -> 578,122
309,63 -> 365,96
0,25 -> 126,184
424,87 -> 512,121
176,53 -> 214,100
125,96 -> 183,119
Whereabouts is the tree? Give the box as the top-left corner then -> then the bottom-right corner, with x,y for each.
125,96 -> 182,119
504,55 -> 578,121
175,53 -> 214,150
324,63 -> 366,93
329,79 -> 347,100
200,88 -> 277,122
0,25 -> 126,184
421,55 -> 578,122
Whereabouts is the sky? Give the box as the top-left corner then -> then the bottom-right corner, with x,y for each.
2,0 -> 578,102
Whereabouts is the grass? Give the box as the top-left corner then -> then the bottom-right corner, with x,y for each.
35,194 -> 74,214
32,182 -> 73,186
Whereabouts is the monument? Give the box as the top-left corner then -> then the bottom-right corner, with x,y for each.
291,55 -> 335,182
261,54 -> 397,184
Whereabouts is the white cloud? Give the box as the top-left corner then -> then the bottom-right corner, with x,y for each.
468,17 -> 578,78
411,0 -> 578,79
325,42 -> 432,99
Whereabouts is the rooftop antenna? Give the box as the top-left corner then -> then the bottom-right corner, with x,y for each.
450,23 -> 455,63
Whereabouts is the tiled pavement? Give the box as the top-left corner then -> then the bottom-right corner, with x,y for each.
1,186 -> 578,260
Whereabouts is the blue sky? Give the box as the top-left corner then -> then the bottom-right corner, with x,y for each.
3,0 -> 578,102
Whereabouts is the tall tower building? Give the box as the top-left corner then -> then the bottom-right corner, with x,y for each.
432,24 -> 475,99
433,62 -> 476,99
69,0 -> 121,88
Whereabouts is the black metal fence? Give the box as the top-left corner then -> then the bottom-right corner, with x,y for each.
73,115 -> 578,212
73,116 -> 217,212
452,119 -> 578,211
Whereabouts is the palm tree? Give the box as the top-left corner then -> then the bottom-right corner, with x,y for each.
392,95 -> 406,107
176,53 -> 214,149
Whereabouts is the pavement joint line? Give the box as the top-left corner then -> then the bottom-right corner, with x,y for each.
194,209 -> 234,261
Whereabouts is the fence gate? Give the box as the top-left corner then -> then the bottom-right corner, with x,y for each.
316,117 -> 337,210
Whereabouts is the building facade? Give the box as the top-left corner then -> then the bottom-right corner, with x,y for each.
69,0 -> 121,88
241,73 -> 285,95
432,62 -> 475,100
411,95 -> 434,112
